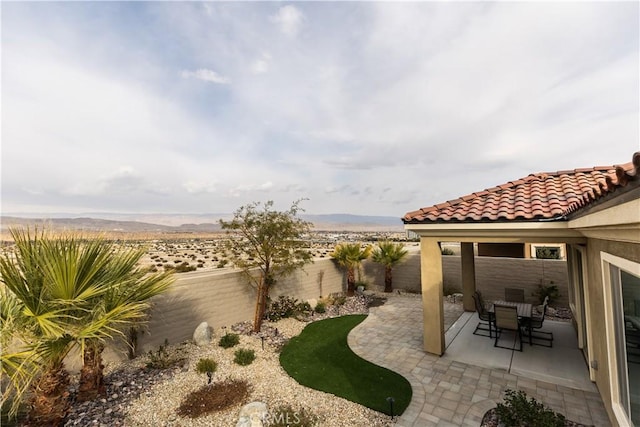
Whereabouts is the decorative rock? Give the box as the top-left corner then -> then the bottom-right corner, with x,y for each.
193,321 -> 213,346
307,298 -> 317,308
236,401 -> 268,427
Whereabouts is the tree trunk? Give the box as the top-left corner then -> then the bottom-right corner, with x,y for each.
346,267 -> 356,296
384,266 -> 393,293
253,274 -> 273,333
77,343 -> 106,402
27,363 -> 70,427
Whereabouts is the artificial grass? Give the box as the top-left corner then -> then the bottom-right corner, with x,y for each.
279,315 -> 412,416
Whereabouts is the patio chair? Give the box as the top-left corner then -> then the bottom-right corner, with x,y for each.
472,292 -> 494,338
493,304 -> 523,351
523,296 -> 553,347
505,287 -> 525,303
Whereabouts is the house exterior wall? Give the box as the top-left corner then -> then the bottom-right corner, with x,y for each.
585,238 -> 640,426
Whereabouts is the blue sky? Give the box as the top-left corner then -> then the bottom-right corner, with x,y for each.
2,2 -> 638,217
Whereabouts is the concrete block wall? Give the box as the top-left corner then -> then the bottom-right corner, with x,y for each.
129,252 -> 568,360
136,259 -> 344,355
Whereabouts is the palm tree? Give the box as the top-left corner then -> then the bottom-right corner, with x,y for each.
372,241 -> 408,293
331,243 -> 371,296
0,228 -> 173,425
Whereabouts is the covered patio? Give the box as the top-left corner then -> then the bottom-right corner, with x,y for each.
348,294 -> 609,426
402,153 -> 640,425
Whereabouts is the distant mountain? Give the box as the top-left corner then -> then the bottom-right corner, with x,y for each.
1,212 -> 404,233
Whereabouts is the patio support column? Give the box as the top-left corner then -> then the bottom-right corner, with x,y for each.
461,242 -> 477,312
420,236 -> 445,355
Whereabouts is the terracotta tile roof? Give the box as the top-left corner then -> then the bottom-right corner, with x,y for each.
403,152 -> 640,224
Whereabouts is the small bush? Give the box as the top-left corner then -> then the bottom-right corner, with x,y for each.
175,262 -> 197,273
146,339 -> 185,370
234,348 -> 256,366
496,389 -> 566,427
314,302 -> 326,314
533,283 -> 560,305
296,301 -> 312,314
216,259 -> 228,268
441,247 -> 455,255
266,295 -> 300,321
196,358 -> 217,384
219,333 -> 240,349
268,405 -> 319,427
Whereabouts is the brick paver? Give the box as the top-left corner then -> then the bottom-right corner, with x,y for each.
348,293 -> 610,426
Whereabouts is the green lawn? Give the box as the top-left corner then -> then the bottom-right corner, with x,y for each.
279,315 -> 412,416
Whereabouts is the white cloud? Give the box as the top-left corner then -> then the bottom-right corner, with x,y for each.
181,68 -> 230,84
2,2 -> 637,216
251,53 -> 271,74
270,5 -> 304,37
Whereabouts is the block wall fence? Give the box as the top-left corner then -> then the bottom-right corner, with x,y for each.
126,252 -> 568,360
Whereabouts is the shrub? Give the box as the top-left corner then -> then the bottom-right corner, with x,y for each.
441,247 -> 455,255
175,262 -> 197,273
234,348 -> 256,366
218,333 -> 240,349
266,295 -> 300,321
146,339 -> 185,370
533,283 -> 560,305
195,358 -> 217,384
216,259 -> 228,268
314,302 -> 326,314
496,389 -> 566,427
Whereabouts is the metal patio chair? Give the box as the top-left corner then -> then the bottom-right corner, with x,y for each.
472,291 -> 494,338
494,304 -> 523,351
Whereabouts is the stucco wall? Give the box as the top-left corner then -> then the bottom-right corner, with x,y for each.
585,238 -> 640,426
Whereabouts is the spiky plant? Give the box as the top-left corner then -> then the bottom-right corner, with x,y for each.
371,241 -> 409,293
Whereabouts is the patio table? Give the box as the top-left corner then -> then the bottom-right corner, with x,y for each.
490,300 -> 532,319
490,300 -> 533,345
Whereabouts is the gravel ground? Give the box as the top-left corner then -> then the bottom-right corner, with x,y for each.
64,295 -> 395,427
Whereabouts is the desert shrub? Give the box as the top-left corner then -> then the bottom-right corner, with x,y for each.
267,405 -> 319,427
217,259 -> 228,268
175,262 -> 197,273
314,302 -> 326,314
496,389 -> 566,427
441,247 -> 455,255
195,358 -> 217,384
533,283 -> 560,305
266,295 -> 300,321
176,379 -> 250,418
219,333 -> 241,349
234,348 -> 256,366
146,339 -> 185,369
331,294 -> 347,306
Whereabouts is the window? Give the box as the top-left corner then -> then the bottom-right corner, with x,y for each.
603,253 -> 640,425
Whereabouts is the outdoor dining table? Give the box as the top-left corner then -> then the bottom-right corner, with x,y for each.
489,300 -> 534,345
490,300 -> 532,318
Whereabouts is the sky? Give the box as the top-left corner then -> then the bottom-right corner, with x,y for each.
2,1 -> 638,218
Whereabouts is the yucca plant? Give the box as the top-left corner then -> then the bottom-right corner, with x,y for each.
0,228 -> 174,425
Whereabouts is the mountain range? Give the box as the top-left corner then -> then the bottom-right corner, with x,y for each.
1,213 -> 404,233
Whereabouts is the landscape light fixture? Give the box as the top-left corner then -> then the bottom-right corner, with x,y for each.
386,396 -> 395,417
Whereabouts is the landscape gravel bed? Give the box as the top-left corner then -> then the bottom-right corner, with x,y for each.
64,295 -> 395,427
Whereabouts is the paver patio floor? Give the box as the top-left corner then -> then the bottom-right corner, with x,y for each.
348,293 -> 610,427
